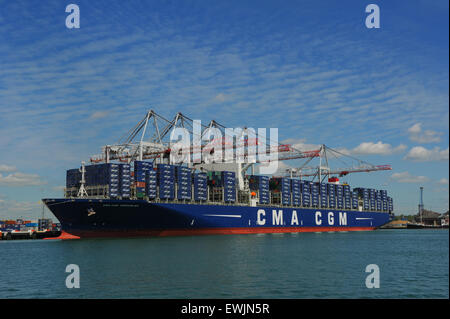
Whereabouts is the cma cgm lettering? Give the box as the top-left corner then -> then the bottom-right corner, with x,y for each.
256,209 -> 348,226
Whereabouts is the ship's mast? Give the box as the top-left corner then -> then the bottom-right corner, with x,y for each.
77,161 -> 88,198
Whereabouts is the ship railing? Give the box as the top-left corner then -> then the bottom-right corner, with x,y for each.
64,188 -> 390,212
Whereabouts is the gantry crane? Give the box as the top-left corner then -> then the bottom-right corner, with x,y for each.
89,110 -> 320,165
89,109 -> 391,188
285,144 -> 392,182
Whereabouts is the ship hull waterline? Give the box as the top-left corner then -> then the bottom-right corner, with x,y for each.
43,198 -> 391,238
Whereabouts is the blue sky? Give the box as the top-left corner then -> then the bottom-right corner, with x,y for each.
0,0 -> 448,219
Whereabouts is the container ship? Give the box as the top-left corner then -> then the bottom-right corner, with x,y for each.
43,110 -> 394,238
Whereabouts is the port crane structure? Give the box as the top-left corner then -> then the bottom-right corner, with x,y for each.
89,110 -> 392,189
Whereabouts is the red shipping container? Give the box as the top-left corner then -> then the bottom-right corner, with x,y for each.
136,181 -> 146,188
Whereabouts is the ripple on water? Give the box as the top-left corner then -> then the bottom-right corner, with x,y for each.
0,229 -> 448,298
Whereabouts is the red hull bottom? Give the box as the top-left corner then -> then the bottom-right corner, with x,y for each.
58,227 -> 377,239
45,231 -> 81,240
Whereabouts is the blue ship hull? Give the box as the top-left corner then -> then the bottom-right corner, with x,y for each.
43,198 -> 392,238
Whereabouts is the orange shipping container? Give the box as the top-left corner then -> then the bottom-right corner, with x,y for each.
136,181 -> 146,188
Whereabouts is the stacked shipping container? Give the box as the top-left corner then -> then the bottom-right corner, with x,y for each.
320,183 -> 328,208
120,164 -> 131,198
328,184 -> 336,208
176,166 -> 192,200
381,190 -> 388,211
291,179 -> 301,207
301,181 -> 311,207
67,163 -> 134,198
352,188 -> 359,209
388,196 -> 393,211
281,178 -> 291,205
65,163 -> 394,212
223,171 -> 236,203
344,185 -> 351,209
135,161 -> 152,198
249,175 -> 270,204
336,184 -> 344,209
66,169 -> 81,188
193,172 -> 207,201
86,163 -> 120,197
375,190 -> 382,211
369,189 -> 376,210
311,182 -> 319,208
157,164 -> 175,200
145,169 -> 157,199
269,177 -> 291,205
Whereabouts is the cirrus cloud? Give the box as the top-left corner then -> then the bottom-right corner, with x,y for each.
0,164 -> 16,172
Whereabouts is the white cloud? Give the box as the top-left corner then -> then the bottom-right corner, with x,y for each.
282,138 -> 321,152
438,178 -> 449,185
0,164 -> 16,172
337,141 -> 407,156
391,171 -> 430,183
408,123 -> 442,143
89,111 -> 109,120
407,123 -> 422,134
404,146 -> 449,162
352,141 -> 407,155
213,93 -> 227,102
0,172 -> 46,186
0,165 -> 46,186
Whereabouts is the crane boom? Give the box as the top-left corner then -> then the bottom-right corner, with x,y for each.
296,164 -> 392,177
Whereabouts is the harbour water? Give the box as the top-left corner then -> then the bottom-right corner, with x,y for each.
0,229 -> 448,299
